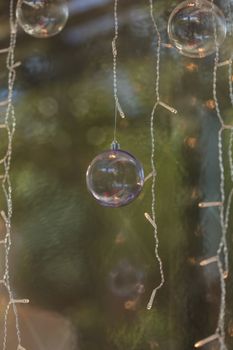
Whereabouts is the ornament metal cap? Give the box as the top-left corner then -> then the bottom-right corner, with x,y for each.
111,140 -> 120,150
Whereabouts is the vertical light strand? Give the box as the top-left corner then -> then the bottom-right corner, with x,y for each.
211,1 -> 226,348
194,0 -> 228,350
1,1 -> 29,350
145,0 -> 177,310
225,47 -> 233,249
146,0 -> 164,311
226,0 -> 233,238
112,0 -> 125,144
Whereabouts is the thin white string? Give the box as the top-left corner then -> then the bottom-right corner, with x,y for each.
112,0 -> 125,144
1,1 -> 29,350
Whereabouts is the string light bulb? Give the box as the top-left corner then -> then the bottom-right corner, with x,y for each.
194,334 -> 220,348
198,201 -> 223,208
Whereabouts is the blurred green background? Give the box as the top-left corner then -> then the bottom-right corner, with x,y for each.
0,0 -> 232,349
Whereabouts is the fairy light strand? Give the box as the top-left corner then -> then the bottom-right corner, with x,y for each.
211,2 -> 227,347
225,99 -> 233,247
216,2 -> 233,346
0,1 -> 28,350
145,0 -> 177,311
146,0 -> 164,311
195,2 -> 231,348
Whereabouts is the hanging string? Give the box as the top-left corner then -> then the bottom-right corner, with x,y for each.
0,1 -> 29,350
144,0 -> 177,311
112,0 -> 125,144
195,2 -> 231,348
145,0 -> 164,311
210,2 -> 226,348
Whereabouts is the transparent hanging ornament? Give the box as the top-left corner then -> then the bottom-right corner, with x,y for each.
16,0 -> 69,38
167,0 -> 226,58
86,142 -> 144,208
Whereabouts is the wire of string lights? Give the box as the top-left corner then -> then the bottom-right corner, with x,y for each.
144,0 -> 177,310
0,1 -> 29,350
195,1 -> 233,349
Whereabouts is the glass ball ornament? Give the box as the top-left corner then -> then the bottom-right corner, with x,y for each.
16,0 -> 69,38
86,143 -> 144,208
167,0 -> 226,58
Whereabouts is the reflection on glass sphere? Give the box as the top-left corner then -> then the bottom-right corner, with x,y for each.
86,147 -> 144,208
16,0 -> 69,38
168,0 -> 226,58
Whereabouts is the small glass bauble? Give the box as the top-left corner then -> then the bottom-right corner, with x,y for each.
16,0 -> 69,38
167,0 -> 226,58
86,144 -> 144,208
